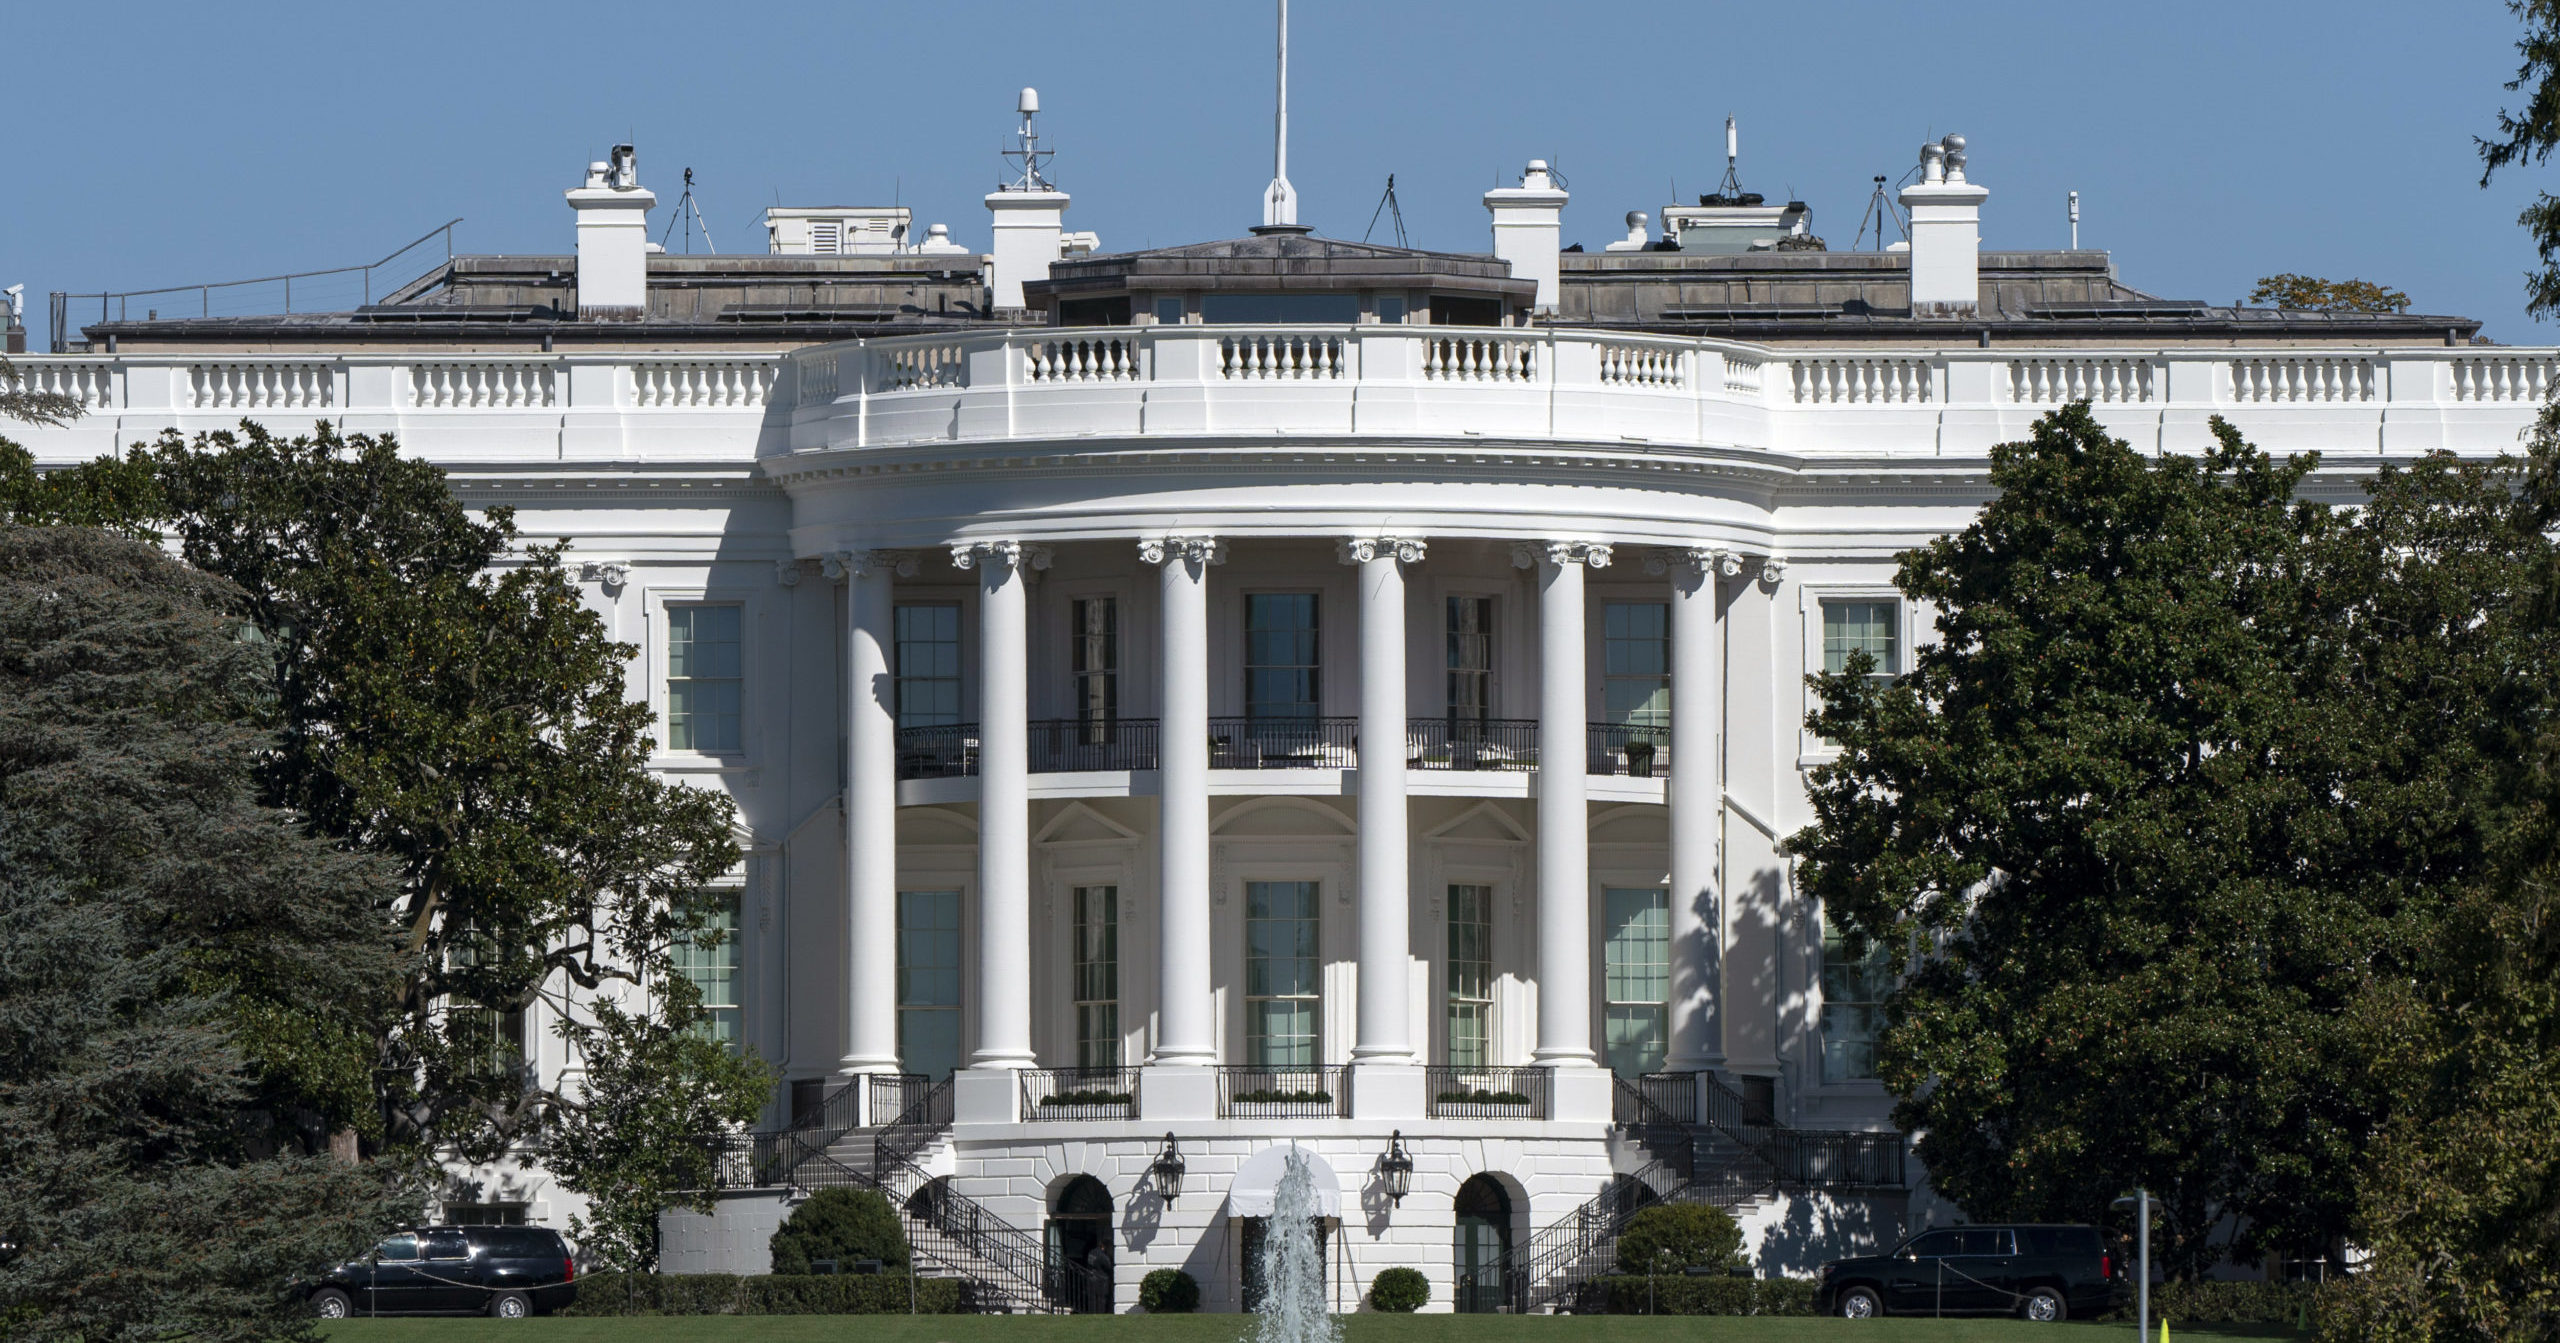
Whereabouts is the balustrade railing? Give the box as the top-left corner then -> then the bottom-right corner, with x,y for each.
1206,716 -> 1358,769
2230,355 -> 2375,403
1027,335 -> 1143,383
1792,356 -> 1932,404
1423,332 -> 1538,383
411,360 -> 556,408
1219,332 -> 1345,380
1216,1064 -> 1348,1118
1595,341 -> 1685,389
633,358 -> 774,408
879,342 -> 967,390
1425,1065 -> 1550,1118
2450,354 -> 2560,402
1028,717 -> 1157,772
2009,356 -> 2152,404
1407,717 -> 1538,772
192,360 -> 333,409
1588,722 -> 1669,777
1019,1066 -> 1140,1121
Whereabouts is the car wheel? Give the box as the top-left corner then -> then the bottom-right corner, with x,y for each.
1839,1286 -> 1883,1319
309,1289 -> 352,1319
489,1290 -> 532,1319
2022,1286 -> 2067,1322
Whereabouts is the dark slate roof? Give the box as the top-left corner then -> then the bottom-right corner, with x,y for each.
1031,232 -> 1533,302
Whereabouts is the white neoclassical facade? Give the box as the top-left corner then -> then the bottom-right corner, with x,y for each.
15,116 -> 2550,1312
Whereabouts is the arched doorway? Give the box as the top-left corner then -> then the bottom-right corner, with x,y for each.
1045,1175 -> 1114,1313
1453,1174 -> 1512,1313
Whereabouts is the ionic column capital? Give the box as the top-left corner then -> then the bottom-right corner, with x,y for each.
1513,540 -> 1612,571
1140,535 -> 1228,567
949,540 -> 1053,574
1337,536 -> 1427,566
1642,546 -> 1733,580
823,549 -> 919,581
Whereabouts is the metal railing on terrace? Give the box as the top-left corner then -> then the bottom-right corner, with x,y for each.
1425,1065 -> 1551,1119
1214,1064 -> 1347,1118
1019,1066 -> 1140,1121
49,220 -> 462,351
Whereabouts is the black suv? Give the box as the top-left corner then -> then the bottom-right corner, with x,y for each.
304,1225 -> 577,1318
1815,1224 -> 2116,1321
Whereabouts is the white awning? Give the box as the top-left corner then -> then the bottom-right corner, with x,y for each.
1224,1144 -> 1344,1220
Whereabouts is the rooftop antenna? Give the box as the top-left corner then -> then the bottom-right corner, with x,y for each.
658,167 -> 718,254
1363,174 -> 1408,247
1257,0 -> 1304,232
1001,86 -> 1053,191
1719,116 -> 1745,199
2068,190 -> 2081,249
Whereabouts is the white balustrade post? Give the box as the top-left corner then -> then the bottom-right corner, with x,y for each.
1344,538 -> 1425,1087
1145,536 -> 1224,1074
1518,540 -> 1609,1073
1657,548 -> 1727,1075
832,551 -> 908,1077
954,539 -> 1044,1071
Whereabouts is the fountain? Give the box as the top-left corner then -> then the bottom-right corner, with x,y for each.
1251,1147 -> 1339,1343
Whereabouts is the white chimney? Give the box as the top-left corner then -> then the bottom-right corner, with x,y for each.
1484,159 -> 1569,314
565,145 -> 656,320
1898,134 -> 1988,317
986,88 -> 1069,314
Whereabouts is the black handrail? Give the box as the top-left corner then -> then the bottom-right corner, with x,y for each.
1587,722 -> 1670,777
1028,718 -> 1158,772
1206,717 -> 1358,769
895,724 -> 977,779
1407,718 -> 1539,772
1425,1065 -> 1551,1118
1020,1066 -> 1140,1120
1501,1161 -> 1681,1313
1215,1064 -> 1348,1117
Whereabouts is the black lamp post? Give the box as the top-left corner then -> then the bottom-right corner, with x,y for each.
1151,1132 -> 1186,1204
1380,1130 -> 1414,1206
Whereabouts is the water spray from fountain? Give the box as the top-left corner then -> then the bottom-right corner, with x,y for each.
1251,1147 -> 1338,1343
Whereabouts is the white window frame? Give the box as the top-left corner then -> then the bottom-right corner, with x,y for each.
646,586 -> 758,771
1796,584 -> 1916,767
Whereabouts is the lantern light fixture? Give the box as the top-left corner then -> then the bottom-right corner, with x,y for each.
1380,1129 -> 1415,1206
1151,1132 -> 1186,1204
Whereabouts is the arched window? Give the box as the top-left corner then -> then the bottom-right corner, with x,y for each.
1453,1174 -> 1513,1313
1044,1175 -> 1114,1313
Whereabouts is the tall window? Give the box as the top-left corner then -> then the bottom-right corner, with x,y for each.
1073,886 -> 1120,1070
1822,599 -> 1900,682
1602,602 -> 1671,731
666,604 -> 742,752
1246,881 -> 1321,1066
674,891 -> 742,1048
895,604 -> 964,729
1072,597 -> 1118,742
1820,917 -> 1897,1083
1446,597 -> 1493,730
1603,887 -> 1670,1077
1245,594 -> 1320,722
447,935 -> 529,1085
898,889 -> 963,1079
1446,884 -> 1494,1068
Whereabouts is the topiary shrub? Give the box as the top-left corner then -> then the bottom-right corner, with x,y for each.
768,1187 -> 909,1275
1139,1267 -> 1200,1313
1614,1202 -> 1745,1276
1369,1266 -> 1430,1312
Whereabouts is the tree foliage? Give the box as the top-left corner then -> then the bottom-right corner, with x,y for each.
0,358 -> 81,430
1614,1202 -> 1745,1275
0,525 -> 412,1340
1793,404 -> 2552,1276
766,1187 -> 911,1277
2246,273 -> 2411,314
2482,0 -> 2560,317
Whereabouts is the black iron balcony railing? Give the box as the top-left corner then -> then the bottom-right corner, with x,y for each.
1215,1063 -> 1349,1117
895,723 -> 976,779
1407,717 -> 1539,771
1206,716 -> 1359,769
1019,1065 -> 1140,1121
1027,717 -> 1158,772
1587,722 -> 1670,777
1425,1065 -> 1552,1118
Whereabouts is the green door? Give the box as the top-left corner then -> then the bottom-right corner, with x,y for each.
1453,1175 -> 1512,1313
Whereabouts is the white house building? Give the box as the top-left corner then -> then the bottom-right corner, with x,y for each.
14,94 -> 2548,1314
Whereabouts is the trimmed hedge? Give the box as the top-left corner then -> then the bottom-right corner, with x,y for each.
1369,1267 -> 1430,1312
562,1272 -> 969,1315
1595,1275 -> 1819,1316
2099,1279 -> 2326,1325
1139,1268 -> 1200,1314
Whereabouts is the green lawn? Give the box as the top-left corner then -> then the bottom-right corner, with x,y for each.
321,1316 -> 2295,1343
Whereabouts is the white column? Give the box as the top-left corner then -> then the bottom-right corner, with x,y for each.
1721,555 -> 1787,1080
833,551 -> 907,1077
1344,537 -> 1424,1064
1518,540 -> 1609,1068
954,540 -> 1044,1070
1144,536 -> 1223,1066
1657,547 -> 1728,1074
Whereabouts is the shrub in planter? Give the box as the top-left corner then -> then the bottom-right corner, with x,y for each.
1614,1202 -> 1746,1276
1370,1267 -> 1430,1312
768,1187 -> 910,1275
1140,1267 -> 1201,1313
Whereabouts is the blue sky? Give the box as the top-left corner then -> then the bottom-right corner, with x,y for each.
7,0 -> 2553,342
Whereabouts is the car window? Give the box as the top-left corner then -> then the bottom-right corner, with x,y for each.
479,1229 -> 556,1257
1904,1231 -> 1960,1258
1953,1229 -> 2014,1256
420,1229 -> 470,1261
376,1233 -> 420,1262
